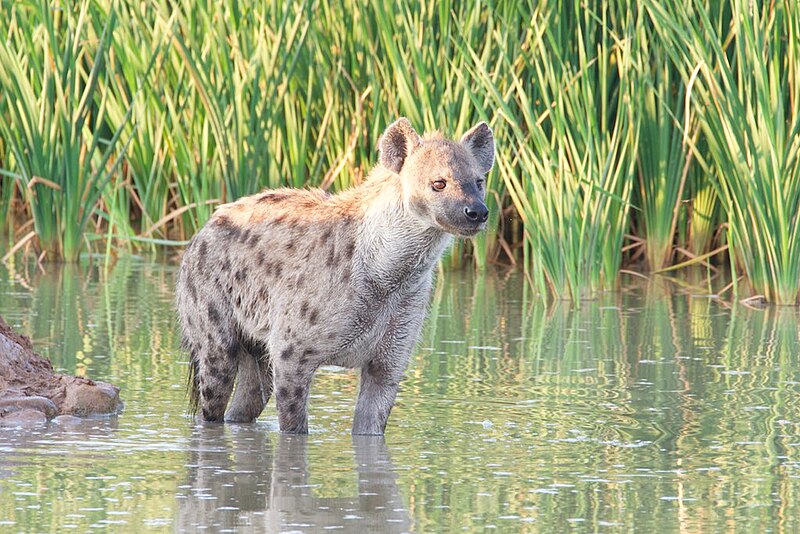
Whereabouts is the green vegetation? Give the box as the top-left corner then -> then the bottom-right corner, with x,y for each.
1,0 -> 799,303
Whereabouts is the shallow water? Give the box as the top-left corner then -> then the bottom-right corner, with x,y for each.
1,260 -> 800,532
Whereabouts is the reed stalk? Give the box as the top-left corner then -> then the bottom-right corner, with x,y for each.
645,0 -> 800,304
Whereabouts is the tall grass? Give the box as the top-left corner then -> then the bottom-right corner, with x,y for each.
2,0 -> 800,304
634,17 -> 693,272
646,0 -> 800,304
0,0 -> 133,261
463,1 -> 639,299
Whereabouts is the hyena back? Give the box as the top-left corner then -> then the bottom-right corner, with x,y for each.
176,117 -> 495,434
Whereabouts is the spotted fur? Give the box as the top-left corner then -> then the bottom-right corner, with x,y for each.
176,118 -> 495,434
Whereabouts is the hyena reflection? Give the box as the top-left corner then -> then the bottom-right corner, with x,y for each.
176,118 -> 495,434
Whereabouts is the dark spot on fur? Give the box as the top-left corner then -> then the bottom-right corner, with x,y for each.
256,250 -> 266,266
197,239 -> 208,271
326,245 -> 338,267
250,386 -> 262,397
285,325 -> 292,336
308,309 -> 319,325
285,240 -> 295,251
320,228 -> 332,243
222,257 -> 231,272
202,386 -> 215,400
258,287 -> 269,302
281,345 -> 294,360
344,241 -> 355,260
274,261 -> 283,277
258,192 -> 288,203
236,295 -> 242,307
293,386 -> 303,398
214,215 -> 242,240
278,386 -> 289,399
208,303 -> 220,324
235,268 -> 247,282
187,279 -> 198,303
287,402 -> 298,414
248,232 -> 261,247
300,301 -> 309,318
226,339 -> 239,359
240,229 -> 251,244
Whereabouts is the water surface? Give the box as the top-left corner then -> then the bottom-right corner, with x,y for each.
1,260 -> 799,532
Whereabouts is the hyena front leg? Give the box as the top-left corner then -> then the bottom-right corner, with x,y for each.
353,313 -> 420,435
352,358 -> 406,435
272,346 -> 317,434
225,343 -> 273,423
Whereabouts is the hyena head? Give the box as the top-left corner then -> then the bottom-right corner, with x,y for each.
378,118 -> 495,237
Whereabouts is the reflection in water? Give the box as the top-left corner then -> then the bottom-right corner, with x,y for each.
177,427 -> 411,532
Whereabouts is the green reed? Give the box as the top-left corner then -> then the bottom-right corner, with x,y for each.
646,0 -> 800,304
634,16 -> 693,272
2,0 -> 800,304
0,0 -> 134,261
463,1 -> 639,299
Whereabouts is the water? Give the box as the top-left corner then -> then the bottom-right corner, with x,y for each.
2,260 -> 800,532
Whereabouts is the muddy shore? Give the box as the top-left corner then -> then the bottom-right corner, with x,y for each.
0,315 -> 122,427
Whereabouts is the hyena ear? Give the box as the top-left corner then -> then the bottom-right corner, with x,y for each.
460,121 -> 495,175
378,117 -> 421,174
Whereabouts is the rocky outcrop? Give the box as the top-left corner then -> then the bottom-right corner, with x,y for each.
0,315 -> 122,427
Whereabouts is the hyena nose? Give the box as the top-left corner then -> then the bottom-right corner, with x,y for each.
464,203 -> 489,224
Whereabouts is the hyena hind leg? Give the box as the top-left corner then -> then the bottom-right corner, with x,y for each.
225,344 -> 273,423
193,339 -> 239,423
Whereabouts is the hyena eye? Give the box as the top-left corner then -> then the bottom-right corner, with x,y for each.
432,180 -> 447,191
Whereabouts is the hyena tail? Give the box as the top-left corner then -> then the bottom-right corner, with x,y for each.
187,351 -> 200,416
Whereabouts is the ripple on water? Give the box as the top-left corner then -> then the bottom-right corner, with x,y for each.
2,265 -> 800,531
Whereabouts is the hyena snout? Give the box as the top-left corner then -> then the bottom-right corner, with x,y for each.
463,201 -> 489,224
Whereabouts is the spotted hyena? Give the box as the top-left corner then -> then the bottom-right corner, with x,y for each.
176,117 -> 494,434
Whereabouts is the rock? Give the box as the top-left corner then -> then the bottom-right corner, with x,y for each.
0,408 -> 48,428
60,378 -> 122,416
0,314 -> 122,424
0,395 -> 59,418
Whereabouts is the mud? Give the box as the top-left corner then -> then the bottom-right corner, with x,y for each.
0,315 -> 121,426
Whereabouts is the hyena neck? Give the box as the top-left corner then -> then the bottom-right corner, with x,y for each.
357,180 -> 451,294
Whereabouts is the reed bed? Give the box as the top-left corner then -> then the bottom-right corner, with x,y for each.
1,0 -> 800,304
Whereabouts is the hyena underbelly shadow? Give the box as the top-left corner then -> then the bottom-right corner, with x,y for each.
176,427 -> 413,532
